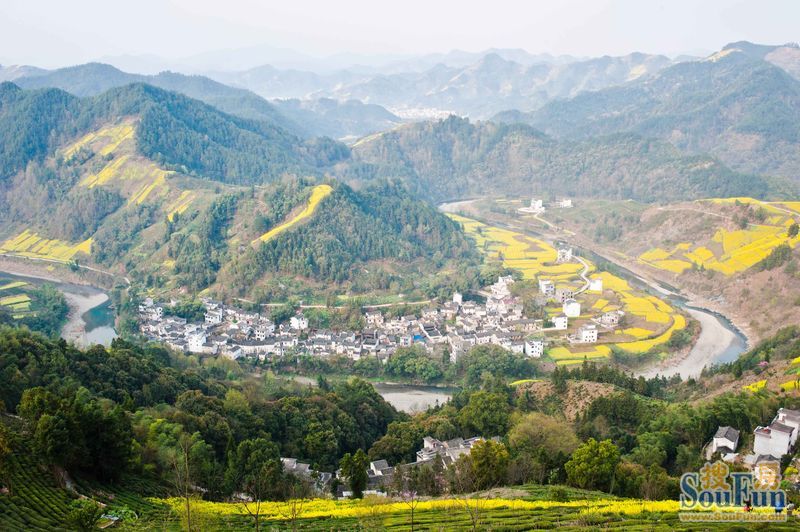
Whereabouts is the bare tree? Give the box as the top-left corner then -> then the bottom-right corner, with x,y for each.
171,435 -> 194,532
278,475 -> 312,532
448,456 -> 486,531
390,467 -> 421,531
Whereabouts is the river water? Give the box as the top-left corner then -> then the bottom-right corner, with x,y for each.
0,270 -> 117,347
437,201 -> 749,378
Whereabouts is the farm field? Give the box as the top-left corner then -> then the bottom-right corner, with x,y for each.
638,197 -> 800,276
0,441 -> 170,532
0,229 -> 92,264
253,184 -> 333,244
448,214 -> 688,364
6,450 -> 773,532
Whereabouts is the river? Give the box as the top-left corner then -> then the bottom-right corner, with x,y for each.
0,269 -> 117,347
287,375 -> 455,413
437,200 -> 749,378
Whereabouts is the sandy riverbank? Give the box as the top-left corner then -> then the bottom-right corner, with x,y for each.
636,307 -> 738,379
60,291 -> 110,347
0,265 -> 113,347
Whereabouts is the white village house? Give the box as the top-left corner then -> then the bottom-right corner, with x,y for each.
562,298 -> 581,318
706,426 -> 740,460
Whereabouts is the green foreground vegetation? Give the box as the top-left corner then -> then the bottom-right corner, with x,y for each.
1,325 -> 800,529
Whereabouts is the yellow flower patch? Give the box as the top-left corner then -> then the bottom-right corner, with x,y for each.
743,380 -> 767,393
253,184 -> 333,245
0,294 -> 30,306
0,229 -> 92,263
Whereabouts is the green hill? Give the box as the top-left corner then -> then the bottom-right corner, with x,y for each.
0,85 -> 473,300
0,81 -> 345,185
12,62 -> 303,134
498,50 -> 800,181
347,115 -> 772,202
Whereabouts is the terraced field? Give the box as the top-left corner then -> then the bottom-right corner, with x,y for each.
252,184 -> 333,245
638,197 -> 800,276
0,229 -> 92,263
448,214 -> 688,365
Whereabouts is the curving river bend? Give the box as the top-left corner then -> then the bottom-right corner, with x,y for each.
0,269 -> 117,347
438,200 -> 749,379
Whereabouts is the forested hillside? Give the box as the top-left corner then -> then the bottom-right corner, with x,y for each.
0,82 -> 345,185
499,49 -> 800,181
347,116 -> 772,202
0,87 -> 474,302
12,62 -> 303,133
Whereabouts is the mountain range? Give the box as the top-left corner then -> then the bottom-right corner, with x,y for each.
0,63 -> 400,140
345,116 -> 769,202
213,51 -> 677,118
494,43 -> 800,181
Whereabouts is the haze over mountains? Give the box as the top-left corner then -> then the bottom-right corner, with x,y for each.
3,40 -> 800,202
495,42 -> 800,180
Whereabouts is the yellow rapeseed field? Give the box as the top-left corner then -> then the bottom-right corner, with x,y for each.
0,294 -> 30,306
743,380 -> 767,393
157,496 -> 682,522
166,191 -> 195,221
450,215 -> 687,360
640,198 -> 800,276
0,281 -> 27,291
62,122 -> 135,160
0,229 -> 92,263
253,185 -> 333,245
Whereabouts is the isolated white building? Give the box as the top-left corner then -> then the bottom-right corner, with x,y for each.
708,426 -> 740,459
556,199 -> 573,208
598,310 -> 624,327
556,247 -> 573,263
588,277 -> 603,292
775,408 -> 800,446
538,278 -> 555,298
525,338 -> 545,358
563,298 -> 581,318
577,324 -> 598,343
754,423 -> 794,458
452,292 -> 463,305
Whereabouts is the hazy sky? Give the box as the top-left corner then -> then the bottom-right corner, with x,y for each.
1,0 -> 798,69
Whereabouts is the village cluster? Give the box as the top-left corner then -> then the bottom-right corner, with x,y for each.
137,265 -> 622,364
705,408 -> 800,478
